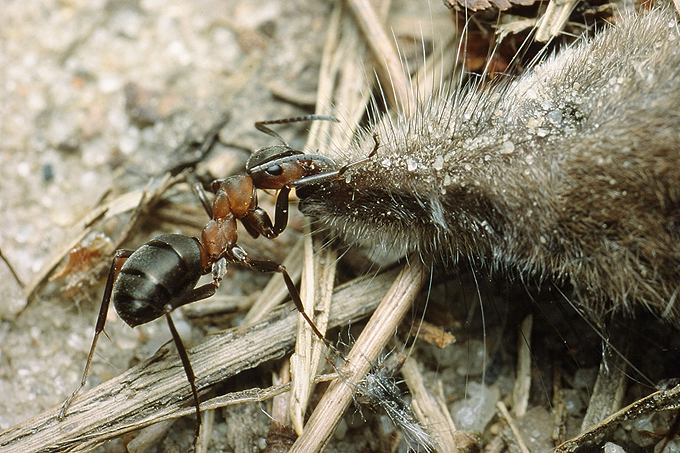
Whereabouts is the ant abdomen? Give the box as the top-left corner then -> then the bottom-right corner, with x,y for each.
113,234 -> 202,327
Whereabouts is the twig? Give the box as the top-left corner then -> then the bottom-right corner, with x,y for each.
271,361 -> 292,426
290,227 -> 337,434
497,401 -> 531,453
126,420 -> 175,453
407,319 -> 456,348
552,366 -> 567,445
512,314 -> 533,418
0,247 -> 25,288
402,357 -> 458,452
23,173 -> 178,305
0,269 -> 398,453
580,332 -> 629,432
556,387 -> 680,451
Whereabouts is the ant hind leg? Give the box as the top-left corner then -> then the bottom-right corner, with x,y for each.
58,248 -> 134,420
164,307 -> 201,443
163,282 -> 218,446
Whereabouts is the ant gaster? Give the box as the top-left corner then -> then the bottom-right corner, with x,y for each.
58,115 -> 377,442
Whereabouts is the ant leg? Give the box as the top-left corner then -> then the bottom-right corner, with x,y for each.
241,185 -> 292,239
272,185 -> 292,235
241,209 -> 270,239
190,177 -> 213,218
241,213 -> 263,239
163,282 -> 219,444
164,307 -> 202,442
58,248 -> 134,420
173,282 -> 218,309
229,245 -> 329,346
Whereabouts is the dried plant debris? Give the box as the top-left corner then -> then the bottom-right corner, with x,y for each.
48,232 -> 114,299
445,0 -> 617,73
445,0 -> 537,12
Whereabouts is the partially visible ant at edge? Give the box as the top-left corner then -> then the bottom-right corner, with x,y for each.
57,114 -> 379,446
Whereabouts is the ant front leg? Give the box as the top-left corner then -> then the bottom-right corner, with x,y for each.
241,185 -> 292,239
58,248 -> 134,420
228,245 -> 329,346
272,185 -> 292,235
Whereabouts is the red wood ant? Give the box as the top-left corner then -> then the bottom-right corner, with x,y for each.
57,114 -> 376,444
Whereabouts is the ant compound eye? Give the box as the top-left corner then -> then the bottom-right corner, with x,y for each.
251,160 -> 306,189
266,165 -> 283,176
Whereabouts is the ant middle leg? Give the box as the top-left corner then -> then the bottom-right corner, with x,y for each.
228,245 -> 329,345
163,281 -> 219,443
59,248 -> 134,420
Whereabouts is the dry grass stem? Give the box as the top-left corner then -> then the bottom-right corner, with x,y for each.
0,269 -> 398,453
402,357 -> 459,452
580,339 -> 629,431
496,401 -> 531,453
346,0 -> 414,113
271,361 -> 292,426
556,383 -> 680,452
290,227 -> 337,434
126,420 -> 175,453
535,0 -> 579,42
512,314 -> 533,418
290,260 -> 427,452
195,407 -> 215,453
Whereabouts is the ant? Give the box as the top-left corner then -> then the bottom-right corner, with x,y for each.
57,114 -> 377,445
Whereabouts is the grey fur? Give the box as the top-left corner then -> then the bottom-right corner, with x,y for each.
299,7 -> 680,322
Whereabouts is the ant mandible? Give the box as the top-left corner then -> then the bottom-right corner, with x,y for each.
57,114 -> 377,443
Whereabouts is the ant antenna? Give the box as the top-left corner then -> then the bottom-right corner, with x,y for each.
255,115 -> 339,146
292,133 -> 380,187
337,133 -> 380,177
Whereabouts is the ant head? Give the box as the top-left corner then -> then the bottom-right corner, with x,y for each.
246,146 -> 308,189
247,145 -> 339,189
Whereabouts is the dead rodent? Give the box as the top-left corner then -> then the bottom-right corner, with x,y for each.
298,6 -> 680,324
